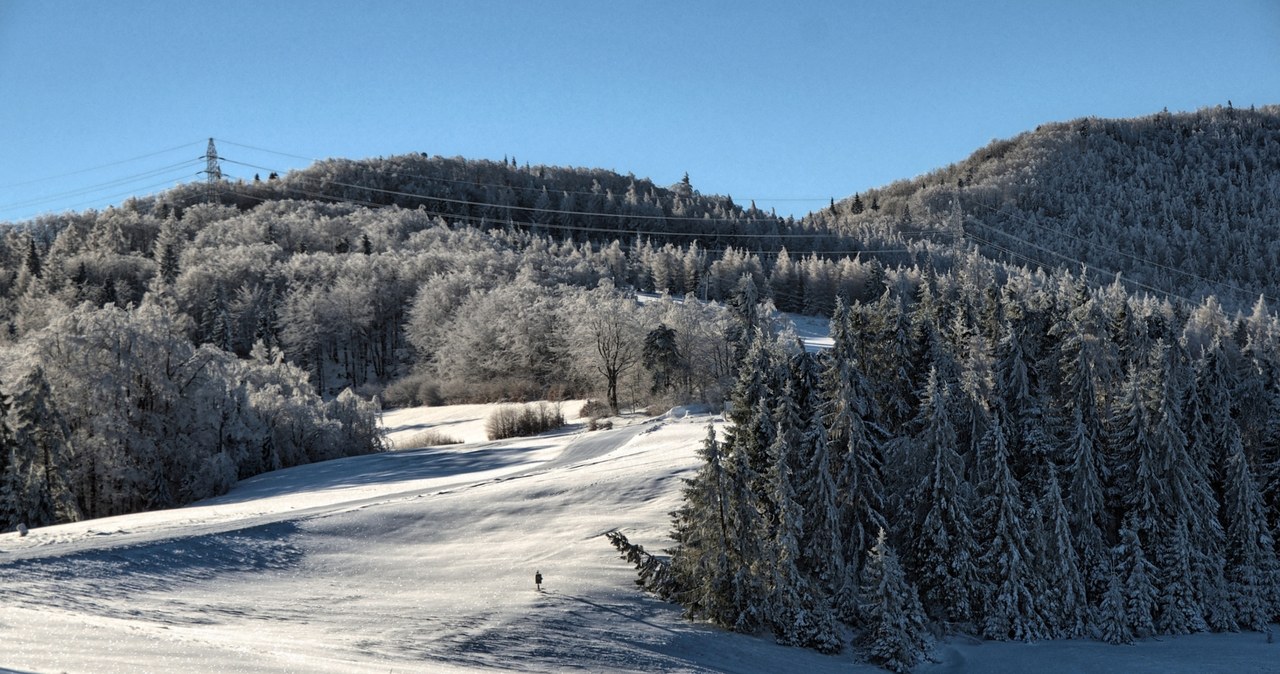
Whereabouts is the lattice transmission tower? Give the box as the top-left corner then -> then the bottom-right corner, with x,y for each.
204,138 -> 222,204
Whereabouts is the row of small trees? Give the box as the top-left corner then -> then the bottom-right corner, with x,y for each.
618,264 -> 1280,670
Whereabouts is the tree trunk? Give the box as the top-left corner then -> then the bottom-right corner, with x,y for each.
607,370 -> 620,415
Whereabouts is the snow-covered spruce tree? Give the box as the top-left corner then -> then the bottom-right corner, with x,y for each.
668,425 -> 735,622
976,413 -> 1044,640
726,327 -> 781,499
1110,361 -> 1158,539
908,366 -> 978,627
1221,427 -> 1280,631
1055,290 -> 1112,602
858,530 -> 929,673
996,320 -> 1053,490
765,375 -> 840,652
796,355 -> 846,607
1182,341 -> 1251,632
1065,404 -> 1110,602
719,330 -> 780,633
726,408 -> 775,633
873,292 -> 917,431
1097,564 -> 1134,645
1117,520 -> 1158,638
822,304 -> 887,621
1147,340 -> 1215,633
1156,515 -> 1203,634
1040,471 -> 1089,637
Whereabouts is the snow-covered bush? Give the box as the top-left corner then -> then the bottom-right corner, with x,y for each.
485,402 -> 564,441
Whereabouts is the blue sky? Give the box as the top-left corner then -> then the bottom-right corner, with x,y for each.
1,1 -> 1277,222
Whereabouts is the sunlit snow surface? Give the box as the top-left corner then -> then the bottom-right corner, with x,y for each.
2,404 -> 1276,673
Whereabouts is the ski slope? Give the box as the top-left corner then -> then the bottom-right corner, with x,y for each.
1,405 -> 1276,673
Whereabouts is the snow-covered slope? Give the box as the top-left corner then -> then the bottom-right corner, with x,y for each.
1,405 -> 1275,673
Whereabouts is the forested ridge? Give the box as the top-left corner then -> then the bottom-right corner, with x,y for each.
813,103 -> 1280,309
3,107 -> 1280,670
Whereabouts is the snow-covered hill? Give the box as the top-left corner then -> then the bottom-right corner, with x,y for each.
1,405 -> 1275,673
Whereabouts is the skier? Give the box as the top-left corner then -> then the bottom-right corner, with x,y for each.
535,570 -> 543,591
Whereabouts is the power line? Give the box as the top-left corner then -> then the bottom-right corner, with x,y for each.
224,158 -> 961,247
0,159 -> 205,215
215,139 -> 317,163
219,172 -> 927,260
962,214 -> 1207,306
32,173 -> 205,216
0,140 -> 205,190
961,197 -> 1264,305
214,137 -> 832,206
964,197 -> 1261,303
222,157 -> 789,225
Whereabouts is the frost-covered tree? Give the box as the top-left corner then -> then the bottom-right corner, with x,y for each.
1156,516 -> 1205,634
1097,566 -> 1133,645
1118,522 -> 1158,638
566,280 -> 646,414
4,365 -> 79,528
765,378 -> 841,652
1221,427 -> 1279,630
668,425 -> 734,622
909,367 -> 978,626
822,317 -> 887,618
1040,472 -> 1088,637
977,414 -> 1043,640
858,530 -> 929,673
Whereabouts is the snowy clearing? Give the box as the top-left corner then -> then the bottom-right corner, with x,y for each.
1,404 -> 1275,673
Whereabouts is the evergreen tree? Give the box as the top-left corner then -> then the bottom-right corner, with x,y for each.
822,325 -> 887,619
1156,516 -> 1205,634
909,367 -> 978,626
768,248 -> 802,313
1111,363 -> 1159,537
1097,566 -> 1134,645
796,356 -> 846,605
1065,404 -> 1109,600
765,382 -> 841,652
717,333 -> 779,633
858,530 -> 929,673
668,425 -> 734,622
1145,340 -> 1216,632
642,323 -> 683,395
1118,522 -> 1158,638
1221,428 -> 1279,630
1041,472 -> 1089,637
152,219 -> 182,284
23,236 -> 42,280
977,414 -> 1043,640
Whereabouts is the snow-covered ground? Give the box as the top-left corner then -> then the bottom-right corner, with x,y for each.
1,404 -> 1276,673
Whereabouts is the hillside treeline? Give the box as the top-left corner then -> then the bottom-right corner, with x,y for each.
1,198 -> 905,401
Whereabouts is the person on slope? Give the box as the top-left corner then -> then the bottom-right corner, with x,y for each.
535,570 -> 543,591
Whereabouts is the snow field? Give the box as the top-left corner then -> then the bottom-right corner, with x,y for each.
1,403 -> 1276,673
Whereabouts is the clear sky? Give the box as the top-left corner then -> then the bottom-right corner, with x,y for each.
1,1 -> 1277,222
